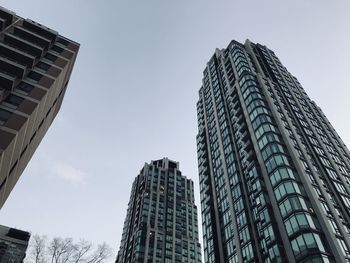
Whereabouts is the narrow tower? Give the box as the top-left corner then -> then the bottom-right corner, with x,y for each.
0,6 -> 79,208
116,158 -> 201,263
197,39 -> 350,263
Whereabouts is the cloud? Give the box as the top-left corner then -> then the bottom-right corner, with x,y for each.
52,161 -> 86,184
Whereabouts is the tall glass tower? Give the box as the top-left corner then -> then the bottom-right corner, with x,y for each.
116,158 -> 201,263
196,39 -> 350,263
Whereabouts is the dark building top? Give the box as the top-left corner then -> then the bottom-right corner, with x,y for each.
0,224 -> 30,262
116,158 -> 201,263
151,158 -> 179,170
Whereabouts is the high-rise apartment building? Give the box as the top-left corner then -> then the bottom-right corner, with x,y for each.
0,6 -> 79,208
0,224 -> 30,262
196,39 -> 350,263
116,158 -> 201,263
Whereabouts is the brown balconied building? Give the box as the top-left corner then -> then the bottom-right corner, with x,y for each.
0,6 -> 79,208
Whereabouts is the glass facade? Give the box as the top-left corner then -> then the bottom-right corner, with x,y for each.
197,40 -> 350,263
116,158 -> 201,263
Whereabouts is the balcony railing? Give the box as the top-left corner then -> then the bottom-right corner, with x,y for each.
0,70 -> 16,90
0,7 -> 14,28
22,19 -> 57,42
4,33 -> 44,57
0,56 -> 26,79
14,26 -> 51,50
0,42 -> 35,68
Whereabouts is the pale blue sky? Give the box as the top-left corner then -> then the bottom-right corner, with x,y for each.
0,0 -> 350,258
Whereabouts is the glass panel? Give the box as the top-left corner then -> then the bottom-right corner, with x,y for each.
304,233 -> 316,248
314,234 -> 325,252
4,94 -> 24,107
0,108 -> 11,123
285,182 -> 295,194
296,235 -> 306,252
296,214 -> 308,228
291,239 -> 299,254
17,82 -> 34,94
290,216 -> 298,232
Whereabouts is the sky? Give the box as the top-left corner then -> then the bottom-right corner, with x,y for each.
1,0 -> 350,260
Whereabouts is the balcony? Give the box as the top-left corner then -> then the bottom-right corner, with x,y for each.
4,33 -> 44,57
0,7 -> 14,29
0,56 -> 26,79
22,19 -> 57,42
0,43 -> 35,68
14,26 -> 51,50
0,88 -> 5,102
0,18 -> 5,31
0,70 -> 16,90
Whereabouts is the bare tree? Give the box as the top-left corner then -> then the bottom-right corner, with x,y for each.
86,243 -> 112,263
25,235 -> 112,263
48,238 -> 74,263
26,235 -> 46,263
71,240 -> 93,263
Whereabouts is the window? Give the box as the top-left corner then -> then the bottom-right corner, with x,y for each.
52,45 -> 64,53
249,106 -> 270,121
17,82 -> 34,94
236,212 -> 247,228
291,233 -> 324,257
265,154 -> 290,173
246,99 -> 265,114
259,208 -> 271,225
241,243 -> 253,261
57,38 -> 69,46
255,123 -> 277,140
226,238 -> 235,257
0,108 -> 11,125
36,61 -> 51,72
252,113 -> 273,130
245,92 -> 264,108
270,167 -> 295,186
263,224 -> 276,244
261,143 -> 285,161
268,244 -> 281,262
258,133 -> 281,150
239,226 -> 250,244
337,238 -> 350,257
274,181 -> 301,201
4,94 -> 24,108
44,52 -> 58,62
28,71 -> 43,82
284,213 -> 310,235
242,86 -> 261,100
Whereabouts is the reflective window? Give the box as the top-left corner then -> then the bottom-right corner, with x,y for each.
291,233 -> 325,256
4,94 -> 24,108
16,82 -> 34,94
270,167 -> 296,186
0,108 -> 11,125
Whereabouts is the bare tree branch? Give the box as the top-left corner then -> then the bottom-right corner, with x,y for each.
86,243 -> 112,263
25,235 -> 112,263
26,235 -> 46,263
72,240 -> 93,263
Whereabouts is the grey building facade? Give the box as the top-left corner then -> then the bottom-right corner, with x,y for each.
116,158 -> 201,263
0,6 -> 79,208
196,39 -> 350,263
0,224 -> 30,262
